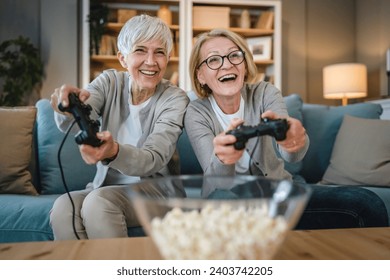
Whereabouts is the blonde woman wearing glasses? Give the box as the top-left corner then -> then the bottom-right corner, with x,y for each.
185,28 -> 309,179
185,29 -> 390,230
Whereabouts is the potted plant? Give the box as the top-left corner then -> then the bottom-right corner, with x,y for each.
0,36 -> 44,106
89,1 -> 109,55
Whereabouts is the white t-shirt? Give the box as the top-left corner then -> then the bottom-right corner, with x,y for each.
104,95 -> 151,185
208,95 -> 250,172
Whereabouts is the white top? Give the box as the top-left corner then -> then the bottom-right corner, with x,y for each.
209,95 -> 250,172
104,95 -> 151,185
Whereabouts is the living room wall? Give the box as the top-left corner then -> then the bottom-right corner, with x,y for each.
0,0 -> 80,101
282,0 -> 390,104
1,0 -> 390,105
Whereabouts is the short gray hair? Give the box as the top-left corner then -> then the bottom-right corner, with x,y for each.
117,14 -> 173,56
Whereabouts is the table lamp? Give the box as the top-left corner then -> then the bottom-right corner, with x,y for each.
323,63 -> 367,106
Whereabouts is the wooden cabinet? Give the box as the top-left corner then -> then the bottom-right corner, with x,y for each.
85,0 -> 281,91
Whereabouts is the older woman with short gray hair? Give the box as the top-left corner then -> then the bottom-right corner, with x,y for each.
49,14 -> 189,240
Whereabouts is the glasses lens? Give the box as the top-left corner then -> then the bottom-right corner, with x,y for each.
228,51 -> 244,65
206,56 -> 223,70
202,50 -> 245,70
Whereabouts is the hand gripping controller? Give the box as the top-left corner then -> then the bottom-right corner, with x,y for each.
226,118 -> 289,150
58,93 -> 102,147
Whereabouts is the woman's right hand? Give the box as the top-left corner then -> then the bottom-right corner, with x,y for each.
50,84 -> 90,114
213,118 -> 245,165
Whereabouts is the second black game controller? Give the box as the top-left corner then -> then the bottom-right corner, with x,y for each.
226,118 -> 289,150
58,93 -> 102,147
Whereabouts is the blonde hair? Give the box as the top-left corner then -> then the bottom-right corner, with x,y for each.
189,29 -> 257,99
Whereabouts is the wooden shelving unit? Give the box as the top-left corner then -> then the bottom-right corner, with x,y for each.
87,0 -> 282,91
184,0 -> 281,90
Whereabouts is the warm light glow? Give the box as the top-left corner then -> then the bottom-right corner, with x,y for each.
323,63 -> 367,105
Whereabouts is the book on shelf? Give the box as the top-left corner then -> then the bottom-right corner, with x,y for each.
117,9 -> 137,23
99,35 -> 118,56
255,11 -> 274,29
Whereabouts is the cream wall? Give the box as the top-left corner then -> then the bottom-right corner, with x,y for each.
0,0 -> 80,102
356,0 -> 390,99
281,0 -> 308,101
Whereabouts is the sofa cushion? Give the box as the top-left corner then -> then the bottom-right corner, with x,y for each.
281,94 -> 304,176
35,99 -> 96,194
321,115 -> 390,186
0,194 -> 59,242
301,102 -> 382,183
177,129 -> 203,175
0,107 -> 38,195
0,192 -> 145,243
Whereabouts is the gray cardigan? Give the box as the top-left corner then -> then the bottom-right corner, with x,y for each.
55,69 -> 189,188
184,81 -> 309,181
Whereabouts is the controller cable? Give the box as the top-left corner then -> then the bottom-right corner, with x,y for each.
247,137 -> 266,198
247,118 -> 271,176
57,119 -> 81,240
248,137 -> 260,176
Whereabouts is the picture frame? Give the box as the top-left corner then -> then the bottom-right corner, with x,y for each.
246,36 -> 272,60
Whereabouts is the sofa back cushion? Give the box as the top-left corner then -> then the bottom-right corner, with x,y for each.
279,94 -> 304,176
177,129 -> 203,175
35,99 -> 96,194
301,102 -> 383,183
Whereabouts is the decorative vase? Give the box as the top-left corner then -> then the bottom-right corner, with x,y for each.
240,9 -> 251,28
157,5 -> 172,25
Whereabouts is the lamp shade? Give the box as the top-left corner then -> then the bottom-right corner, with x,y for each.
323,63 -> 367,105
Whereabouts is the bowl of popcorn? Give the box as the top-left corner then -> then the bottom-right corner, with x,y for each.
128,175 -> 311,260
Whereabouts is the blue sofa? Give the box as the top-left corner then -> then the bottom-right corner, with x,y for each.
0,94 -> 389,243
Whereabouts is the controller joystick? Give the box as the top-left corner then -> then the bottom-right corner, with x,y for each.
58,93 -> 102,147
226,118 -> 289,150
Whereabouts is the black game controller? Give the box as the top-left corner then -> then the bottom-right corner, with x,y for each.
58,93 -> 102,147
226,118 -> 289,150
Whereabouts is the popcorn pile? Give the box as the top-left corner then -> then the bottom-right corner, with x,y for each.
150,204 -> 288,259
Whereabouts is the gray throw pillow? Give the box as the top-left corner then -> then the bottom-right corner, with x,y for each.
321,115 -> 390,186
301,102 -> 382,183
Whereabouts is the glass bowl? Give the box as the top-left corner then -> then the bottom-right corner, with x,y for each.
128,175 -> 311,260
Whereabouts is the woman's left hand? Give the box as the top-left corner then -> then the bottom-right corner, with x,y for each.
261,110 -> 306,153
79,131 -> 119,164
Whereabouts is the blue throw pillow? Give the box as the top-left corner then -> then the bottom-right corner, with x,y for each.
284,93 -> 304,122
35,99 -> 96,194
301,102 -> 382,183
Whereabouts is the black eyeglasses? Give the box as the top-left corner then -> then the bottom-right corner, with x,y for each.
197,50 -> 245,70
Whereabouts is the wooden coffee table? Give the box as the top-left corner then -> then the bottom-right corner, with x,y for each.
1,227 -> 390,260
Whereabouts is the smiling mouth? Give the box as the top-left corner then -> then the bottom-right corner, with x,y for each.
218,74 -> 237,82
140,70 -> 158,76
